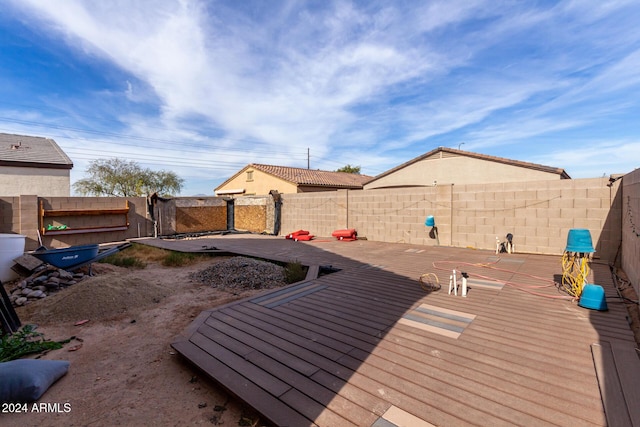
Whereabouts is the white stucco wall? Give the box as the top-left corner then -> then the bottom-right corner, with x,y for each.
0,166 -> 71,196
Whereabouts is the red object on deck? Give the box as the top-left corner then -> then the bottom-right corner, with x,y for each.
293,234 -> 314,241
286,230 -> 310,240
331,229 -> 357,241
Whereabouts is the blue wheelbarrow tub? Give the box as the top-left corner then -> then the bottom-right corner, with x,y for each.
32,244 -> 100,269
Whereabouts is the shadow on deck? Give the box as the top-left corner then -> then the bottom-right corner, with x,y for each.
137,235 -> 638,427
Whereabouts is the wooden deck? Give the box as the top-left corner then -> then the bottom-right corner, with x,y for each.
138,235 -> 638,426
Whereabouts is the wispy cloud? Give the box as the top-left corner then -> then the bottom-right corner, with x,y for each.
529,140 -> 640,177
2,0 -> 640,193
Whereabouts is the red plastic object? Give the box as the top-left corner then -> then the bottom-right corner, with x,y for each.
331,229 -> 357,241
286,230 -> 310,239
293,234 -> 314,241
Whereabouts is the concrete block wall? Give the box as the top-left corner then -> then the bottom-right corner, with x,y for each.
0,196 -> 21,234
281,177 -> 622,262
20,195 -> 39,248
0,195 -> 151,250
621,168 -> 640,296
39,197 -> 150,250
451,177 -> 621,259
346,187 -> 441,245
280,191 -> 339,236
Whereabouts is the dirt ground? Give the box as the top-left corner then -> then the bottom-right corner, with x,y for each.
3,258 -> 271,427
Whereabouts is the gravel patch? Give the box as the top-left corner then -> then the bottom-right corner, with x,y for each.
190,256 -> 287,290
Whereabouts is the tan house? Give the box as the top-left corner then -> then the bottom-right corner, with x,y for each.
215,163 -> 372,196
0,133 -> 73,196
364,147 -> 570,189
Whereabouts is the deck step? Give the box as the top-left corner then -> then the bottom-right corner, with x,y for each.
591,340 -> 640,427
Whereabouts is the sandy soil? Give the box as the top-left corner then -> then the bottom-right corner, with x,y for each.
3,259 -> 270,427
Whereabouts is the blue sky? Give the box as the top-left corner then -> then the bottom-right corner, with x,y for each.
1,1 -> 639,196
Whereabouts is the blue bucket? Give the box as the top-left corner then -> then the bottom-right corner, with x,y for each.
565,229 -> 595,253
579,284 -> 608,311
425,216 -> 435,227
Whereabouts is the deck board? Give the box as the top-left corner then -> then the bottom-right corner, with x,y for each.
138,235 -> 639,426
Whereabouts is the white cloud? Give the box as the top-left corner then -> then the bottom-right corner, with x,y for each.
5,0 -> 640,191
530,140 -> 640,177
11,1 -> 456,149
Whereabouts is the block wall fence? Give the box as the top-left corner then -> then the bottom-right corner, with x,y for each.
0,196 -> 151,250
281,176 -> 627,270
1,173 -> 638,295
621,168 -> 640,296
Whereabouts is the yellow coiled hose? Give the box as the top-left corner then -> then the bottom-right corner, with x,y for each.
561,251 -> 591,298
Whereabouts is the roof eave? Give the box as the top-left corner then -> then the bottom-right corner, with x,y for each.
0,160 -> 73,170
367,147 -> 569,184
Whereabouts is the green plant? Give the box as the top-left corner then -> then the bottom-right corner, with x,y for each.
161,251 -> 200,267
0,325 -> 69,362
100,254 -> 147,268
127,243 -> 171,262
99,243 -> 209,268
284,260 -> 307,284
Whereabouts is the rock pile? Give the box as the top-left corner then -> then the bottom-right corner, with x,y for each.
7,269 -> 87,307
190,256 -> 287,290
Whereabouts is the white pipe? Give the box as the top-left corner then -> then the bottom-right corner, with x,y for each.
449,269 -> 458,296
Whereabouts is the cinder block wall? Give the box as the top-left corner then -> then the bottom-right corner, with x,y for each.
0,196 -> 21,235
451,177 -> 621,259
39,197 -> 151,250
281,177 -> 622,261
280,191 -> 340,237
345,187 -> 444,245
621,168 -> 640,296
0,196 -> 151,250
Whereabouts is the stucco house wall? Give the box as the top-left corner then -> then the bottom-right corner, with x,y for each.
0,133 -> 74,197
216,164 -> 370,196
0,166 -> 70,197
365,148 -> 568,190
217,167 -> 298,195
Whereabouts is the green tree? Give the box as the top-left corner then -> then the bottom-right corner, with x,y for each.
73,158 -> 183,197
335,164 -> 361,174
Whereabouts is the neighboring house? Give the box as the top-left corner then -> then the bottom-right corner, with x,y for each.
0,133 -> 73,196
215,163 -> 372,196
364,147 -> 570,190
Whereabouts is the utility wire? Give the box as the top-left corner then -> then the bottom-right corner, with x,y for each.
0,118 -> 303,154
0,106 -> 388,174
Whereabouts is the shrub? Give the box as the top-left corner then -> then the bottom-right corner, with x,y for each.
161,251 -> 201,267
284,260 -> 307,284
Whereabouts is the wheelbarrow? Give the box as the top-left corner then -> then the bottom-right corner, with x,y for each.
32,242 -> 131,273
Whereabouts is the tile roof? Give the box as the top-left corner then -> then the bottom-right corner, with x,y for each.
0,133 -> 73,169
218,163 -> 372,190
368,147 -> 570,183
